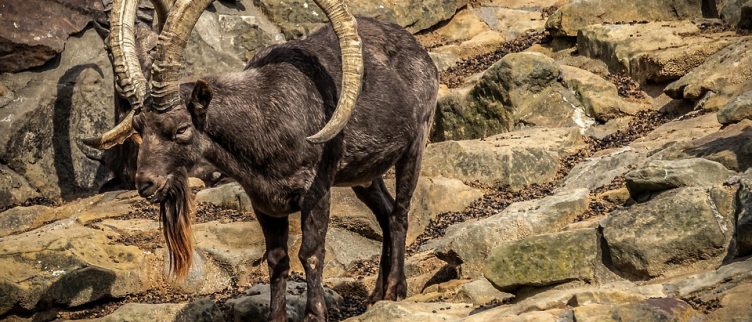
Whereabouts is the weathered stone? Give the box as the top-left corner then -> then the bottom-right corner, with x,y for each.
665,38 -> 752,110
0,221 -> 161,315
560,148 -> 644,192
705,283 -> 752,321
546,0 -> 705,37
662,256 -> 752,298
289,228 -> 381,278
343,301 -> 472,322
430,189 -> 590,278
423,127 -> 586,188
720,0 -> 752,27
603,186 -> 735,279
0,28 -> 115,202
577,21 -> 739,83
474,6 -> 548,41
0,164 -> 42,211
0,205 -> 52,237
402,251 -> 457,297
629,113 -> 721,154
733,169 -> 752,256
560,65 -> 646,121
432,52 -> 595,141
256,0 -> 466,38
625,158 -> 734,196
464,309 -> 570,322
453,278 -> 515,305
573,298 -> 702,322
196,182 -> 254,212
185,3 -> 285,76
676,119 -> 752,171
75,299 -> 224,322
226,282 -> 341,322
484,228 -> 601,291
717,80 -> 752,125
0,0 -> 104,72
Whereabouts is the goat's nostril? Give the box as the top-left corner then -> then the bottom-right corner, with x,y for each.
137,179 -> 155,197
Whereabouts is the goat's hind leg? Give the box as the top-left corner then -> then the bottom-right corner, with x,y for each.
385,137 -> 425,301
257,212 -> 290,322
352,178 -> 395,303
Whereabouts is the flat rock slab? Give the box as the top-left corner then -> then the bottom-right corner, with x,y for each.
665,37 -> 752,110
423,127 -> 586,188
603,186 -> 735,279
71,299 -> 224,322
625,158 -> 734,196
577,21 -> 741,83
343,301 -> 473,322
429,188 -> 590,278
546,0 -> 704,37
226,282 -> 341,322
484,228 -> 601,291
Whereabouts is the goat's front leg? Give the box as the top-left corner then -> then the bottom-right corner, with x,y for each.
257,212 -> 290,322
299,190 -> 331,322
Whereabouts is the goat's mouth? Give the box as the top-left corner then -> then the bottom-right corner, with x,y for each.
142,176 -> 174,203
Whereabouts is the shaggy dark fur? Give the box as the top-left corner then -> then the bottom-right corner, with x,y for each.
134,17 -> 438,321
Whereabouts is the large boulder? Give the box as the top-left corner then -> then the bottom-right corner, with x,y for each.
720,0 -> 752,27
484,228 -> 602,291
560,66 -> 646,122
577,21 -> 740,83
560,148 -> 644,192
665,38 -> 752,111
430,189 -> 590,278
225,282 -> 342,322
76,299 -> 224,322
546,0 -> 705,37
717,80 -> 752,125
625,158 -> 734,196
603,186 -> 736,279
0,221 -> 162,315
255,0 -> 466,38
674,119 -> 752,172
0,28 -> 114,203
433,52 -> 595,141
0,0 -> 104,72
422,127 -> 587,188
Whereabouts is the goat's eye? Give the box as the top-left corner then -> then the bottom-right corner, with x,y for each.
174,125 -> 192,143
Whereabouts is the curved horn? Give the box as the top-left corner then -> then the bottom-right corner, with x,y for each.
151,0 -> 176,32
306,0 -> 364,144
82,0 -> 147,149
149,0 -> 216,111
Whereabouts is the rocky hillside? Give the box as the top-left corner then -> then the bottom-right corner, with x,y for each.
2,0 -> 752,321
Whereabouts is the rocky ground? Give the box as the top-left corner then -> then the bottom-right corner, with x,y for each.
2,0 -> 752,321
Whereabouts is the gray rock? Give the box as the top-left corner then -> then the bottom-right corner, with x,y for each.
733,169 -> 752,256
0,28 -> 115,202
675,119 -> 752,172
0,205 -> 52,237
573,298 -> 702,322
560,148 -> 644,192
0,0 -> 104,72
226,282 -> 341,322
560,66 -> 645,122
603,186 -> 736,279
717,80 -> 752,125
720,0 -> 752,28
77,299 -> 224,322
196,182 -> 254,212
431,189 -> 590,278
577,21 -> 740,83
546,0 -> 705,37
453,278 -> 514,306
625,158 -> 735,196
255,0 -> 465,38
484,228 -> 601,291
343,301 -> 472,322
0,164 -> 41,211
422,127 -> 586,188
432,52 -> 594,141
665,38 -> 752,111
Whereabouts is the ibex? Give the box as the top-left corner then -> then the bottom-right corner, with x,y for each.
85,0 -> 438,320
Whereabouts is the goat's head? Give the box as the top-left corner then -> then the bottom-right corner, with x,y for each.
82,0 -> 364,278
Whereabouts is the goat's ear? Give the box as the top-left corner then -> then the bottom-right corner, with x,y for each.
180,80 -> 212,129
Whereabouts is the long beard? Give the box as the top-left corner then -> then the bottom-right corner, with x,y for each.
159,175 -> 194,280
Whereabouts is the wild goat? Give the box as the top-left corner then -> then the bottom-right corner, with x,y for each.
84,0 -> 438,320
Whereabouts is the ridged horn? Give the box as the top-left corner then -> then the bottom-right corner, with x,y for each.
151,0 -> 176,32
82,0 -> 147,149
149,0 -> 216,111
306,0 -> 364,144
